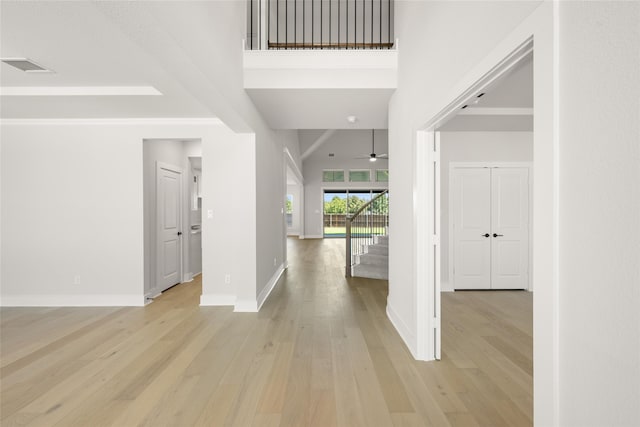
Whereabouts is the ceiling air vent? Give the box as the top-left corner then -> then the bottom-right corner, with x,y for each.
1,58 -> 52,73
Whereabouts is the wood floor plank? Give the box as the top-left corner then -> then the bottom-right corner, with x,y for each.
0,238 -> 532,427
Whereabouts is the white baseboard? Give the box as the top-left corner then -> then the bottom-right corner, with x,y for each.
441,281 -> 454,292
0,294 -> 145,307
386,301 -> 418,359
182,272 -> 194,283
200,294 -> 236,306
299,235 -> 305,239
257,262 -> 285,310
234,298 -> 258,312
234,262 -> 286,313
304,235 -> 323,239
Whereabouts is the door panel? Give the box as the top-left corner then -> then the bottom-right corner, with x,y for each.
453,168 -> 491,289
158,166 -> 182,291
491,168 -> 529,289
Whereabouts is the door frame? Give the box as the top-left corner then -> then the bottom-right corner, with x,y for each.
156,161 -> 183,293
449,162 -> 533,291
415,37 -> 538,362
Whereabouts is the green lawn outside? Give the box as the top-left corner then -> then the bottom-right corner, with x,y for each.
324,226 -> 387,235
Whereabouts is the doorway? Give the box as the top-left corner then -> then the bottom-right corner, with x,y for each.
143,138 -> 203,301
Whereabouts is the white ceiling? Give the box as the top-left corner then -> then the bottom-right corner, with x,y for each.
0,2 -> 212,118
438,54 -> 533,132
246,89 -> 393,130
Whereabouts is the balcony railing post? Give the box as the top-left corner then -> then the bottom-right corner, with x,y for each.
346,215 -> 352,277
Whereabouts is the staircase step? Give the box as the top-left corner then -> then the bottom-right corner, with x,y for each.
356,252 -> 388,265
374,235 -> 389,245
352,264 -> 388,280
366,244 -> 388,256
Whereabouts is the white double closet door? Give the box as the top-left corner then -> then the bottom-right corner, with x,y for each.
452,166 -> 529,290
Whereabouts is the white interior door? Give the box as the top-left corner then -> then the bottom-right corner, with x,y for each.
490,168 -> 529,289
157,164 -> 182,292
452,168 -> 492,289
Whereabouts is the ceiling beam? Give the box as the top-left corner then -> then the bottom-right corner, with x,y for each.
300,129 -> 336,161
458,107 -> 533,116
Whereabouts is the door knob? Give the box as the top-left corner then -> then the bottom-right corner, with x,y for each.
493,233 -> 503,237
482,233 -> 490,238
177,231 -> 183,236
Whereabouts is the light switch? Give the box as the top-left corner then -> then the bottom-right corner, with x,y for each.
207,210 -> 213,219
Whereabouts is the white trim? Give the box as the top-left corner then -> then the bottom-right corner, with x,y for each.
182,272 -> 194,283
0,118 -> 223,126
0,294 -> 144,307
284,147 -> 304,183
303,235 -> 324,239
386,303 -> 417,358
234,299 -> 258,312
458,107 -> 533,116
0,86 -> 162,96
200,294 -> 236,306
423,38 -> 534,131
255,262 -> 286,311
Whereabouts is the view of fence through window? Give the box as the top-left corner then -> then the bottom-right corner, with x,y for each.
323,189 -> 388,237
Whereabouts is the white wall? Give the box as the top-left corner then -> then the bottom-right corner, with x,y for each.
302,129 -> 389,238
1,123 -> 146,305
559,2 -> 640,425
387,0 -> 541,355
97,2 -> 302,310
440,132 -> 533,290
0,120 -> 258,309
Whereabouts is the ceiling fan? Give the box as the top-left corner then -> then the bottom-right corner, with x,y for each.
356,129 -> 388,162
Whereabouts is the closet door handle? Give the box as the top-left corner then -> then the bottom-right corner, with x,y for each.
482,233 -> 490,238
493,233 -> 503,237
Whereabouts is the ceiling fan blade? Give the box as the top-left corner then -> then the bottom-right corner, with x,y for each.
378,154 -> 389,158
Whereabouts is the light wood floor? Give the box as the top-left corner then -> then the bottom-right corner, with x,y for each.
0,238 -> 532,427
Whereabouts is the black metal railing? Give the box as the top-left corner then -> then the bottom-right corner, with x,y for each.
345,190 -> 388,277
247,0 -> 394,50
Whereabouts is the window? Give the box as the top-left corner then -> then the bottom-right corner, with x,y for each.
376,169 -> 389,182
349,170 -> 371,182
323,170 -> 344,182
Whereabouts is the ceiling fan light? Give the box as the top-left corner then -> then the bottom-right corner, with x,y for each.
369,156 -> 377,162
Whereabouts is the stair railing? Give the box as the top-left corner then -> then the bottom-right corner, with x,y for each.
346,190 -> 388,277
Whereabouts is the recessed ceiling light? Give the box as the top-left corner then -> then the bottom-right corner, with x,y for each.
346,115 -> 357,124
1,58 -> 53,73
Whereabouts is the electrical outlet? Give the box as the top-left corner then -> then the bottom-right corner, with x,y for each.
224,274 -> 231,284
73,275 -> 81,285
207,210 -> 213,219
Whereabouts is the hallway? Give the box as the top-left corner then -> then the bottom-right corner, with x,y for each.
1,238 -> 532,426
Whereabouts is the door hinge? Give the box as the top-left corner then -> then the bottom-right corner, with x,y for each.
432,234 -> 440,244
433,317 -> 441,329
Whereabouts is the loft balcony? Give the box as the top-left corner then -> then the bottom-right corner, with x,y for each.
243,0 -> 397,130
245,0 -> 395,50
